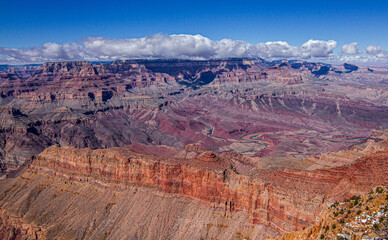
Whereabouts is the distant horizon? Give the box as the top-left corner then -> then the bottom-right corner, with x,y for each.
0,34 -> 387,66
1,55 -> 387,67
1,0 -> 387,65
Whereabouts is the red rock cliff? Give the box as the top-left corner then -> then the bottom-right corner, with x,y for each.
30,145 -> 388,234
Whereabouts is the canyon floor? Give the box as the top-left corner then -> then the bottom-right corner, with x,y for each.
0,58 -> 387,239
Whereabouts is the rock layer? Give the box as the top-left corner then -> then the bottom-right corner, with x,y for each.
28,140 -> 388,234
0,170 -> 274,240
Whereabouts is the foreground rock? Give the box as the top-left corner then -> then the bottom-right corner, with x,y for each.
274,186 -> 388,240
0,134 -> 386,239
0,170 -> 274,240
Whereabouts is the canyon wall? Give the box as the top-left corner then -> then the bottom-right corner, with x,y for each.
29,144 -> 388,234
0,169 -> 274,240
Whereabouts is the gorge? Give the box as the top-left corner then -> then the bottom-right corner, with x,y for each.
0,58 -> 387,239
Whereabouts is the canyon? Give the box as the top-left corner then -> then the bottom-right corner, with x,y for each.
0,58 -> 388,239
1,59 -> 387,172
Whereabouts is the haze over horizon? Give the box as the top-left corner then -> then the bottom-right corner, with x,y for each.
1,0 -> 387,65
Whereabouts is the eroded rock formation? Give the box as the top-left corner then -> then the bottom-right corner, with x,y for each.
10,135 -> 384,237
1,59 -> 388,173
0,59 -> 388,239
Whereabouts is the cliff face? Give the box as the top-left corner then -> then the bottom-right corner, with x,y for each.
29,144 -> 388,234
0,170 -> 275,240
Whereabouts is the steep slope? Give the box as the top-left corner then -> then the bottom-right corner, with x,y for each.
0,133 -> 386,239
275,186 -> 388,240
0,170 -> 275,240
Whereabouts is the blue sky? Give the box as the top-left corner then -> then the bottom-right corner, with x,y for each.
1,0 -> 387,64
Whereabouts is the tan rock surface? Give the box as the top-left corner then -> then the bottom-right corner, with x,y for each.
0,171 -> 274,240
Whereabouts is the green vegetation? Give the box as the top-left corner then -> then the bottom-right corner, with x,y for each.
349,195 -> 361,206
350,195 -> 361,201
373,223 -> 379,231
289,186 -> 388,240
330,201 -> 339,208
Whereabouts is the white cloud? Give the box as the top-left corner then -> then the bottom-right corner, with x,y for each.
366,45 -> 383,55
0,42 -> 83,62
215,39 -> 257,58
0,34 -> 386,65
256,41 -> 299,58
300,40 -> 337,58
341,42 -> 362,55
82,34 -> 218,59
365,45 -> 387,58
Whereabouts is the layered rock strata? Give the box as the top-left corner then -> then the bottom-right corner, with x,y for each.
28,144 -> 388,234
1,59 -> 388,172
0,170 -> 274,240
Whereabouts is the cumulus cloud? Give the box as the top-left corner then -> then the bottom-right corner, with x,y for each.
300,40 -> 337,58
0,42 -> 83,63
256,41 -> 299,58
82,34 -> 218,60
365,45 -> 387,58
0,34 -> 368,64
341,42 -> 362,55
214,39 -> 257,58
366,45 -> 383,55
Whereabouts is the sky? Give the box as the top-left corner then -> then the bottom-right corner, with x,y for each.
0,0 -> 387,64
